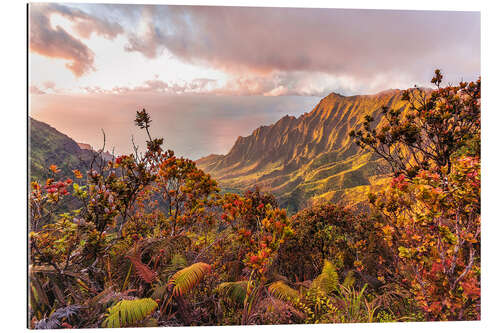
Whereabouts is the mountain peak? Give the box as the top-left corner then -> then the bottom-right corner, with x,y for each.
196,88 -> 409,212
326,91 -> 345,98
77,142 -> 93,150
374,88 -> 401,96
321,92 -> 346,102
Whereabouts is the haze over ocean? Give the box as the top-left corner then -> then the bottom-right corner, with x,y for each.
29,4 -> 479,159
30,93 -> 321,159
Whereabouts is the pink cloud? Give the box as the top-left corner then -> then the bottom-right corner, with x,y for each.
124,6 -> 480,86
29,3 -> 123,77
42,81 -> 56,90
30,85 -> 46,95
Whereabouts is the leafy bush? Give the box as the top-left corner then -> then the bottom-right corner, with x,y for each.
28,70 -> 480,327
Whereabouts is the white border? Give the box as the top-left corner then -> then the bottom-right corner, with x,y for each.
2,0 -> 498,332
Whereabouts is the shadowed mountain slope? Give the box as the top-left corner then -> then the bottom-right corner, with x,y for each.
29,117 -> 108,182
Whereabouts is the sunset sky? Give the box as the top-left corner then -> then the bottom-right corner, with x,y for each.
29,3 -> 480,159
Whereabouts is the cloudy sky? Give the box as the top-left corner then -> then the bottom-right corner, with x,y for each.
29,3 -> 480,159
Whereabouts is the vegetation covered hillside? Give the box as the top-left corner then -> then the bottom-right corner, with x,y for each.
28,116 -> 108,183
196,90 -> 410,212
28,71 -> 480,328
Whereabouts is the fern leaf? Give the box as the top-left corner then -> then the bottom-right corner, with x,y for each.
127,253 -> 157,284
168,262 -> 211,297
268,281 -> 300,302
102,298 -> 158,328
311,259 -> 339,295
140,236 -> 191,261
150,283 -> 169,301
342,270 -> 355,288
216,281 -> 248,304
30,275 -> 50,308
165,253 -> 188,275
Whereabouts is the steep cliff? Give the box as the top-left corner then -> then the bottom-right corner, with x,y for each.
197,90 -> 410,212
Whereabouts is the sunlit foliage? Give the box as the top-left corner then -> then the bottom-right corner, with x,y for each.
28,70 -> 480,328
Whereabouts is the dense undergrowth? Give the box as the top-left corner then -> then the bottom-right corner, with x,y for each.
28,71 -> 480,328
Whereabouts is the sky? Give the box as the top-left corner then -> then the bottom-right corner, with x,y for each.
29,3 -> 480,159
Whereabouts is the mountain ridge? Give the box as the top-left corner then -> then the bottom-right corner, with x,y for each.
29,117 -> 113,182
196,89 -> 411,212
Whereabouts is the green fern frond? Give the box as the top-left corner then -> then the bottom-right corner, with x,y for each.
166,253 -> 187,274
138,236 -> 191,262
311,260 -> 339,295
102,298 -> 158,328
216,281 -> 248,304
150,283 -> 168,301
342,270 -> 355,288
268,281 -> 300,302
168,262 -> 211,297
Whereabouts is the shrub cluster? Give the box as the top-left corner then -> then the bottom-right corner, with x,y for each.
28,71 -> 480,328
